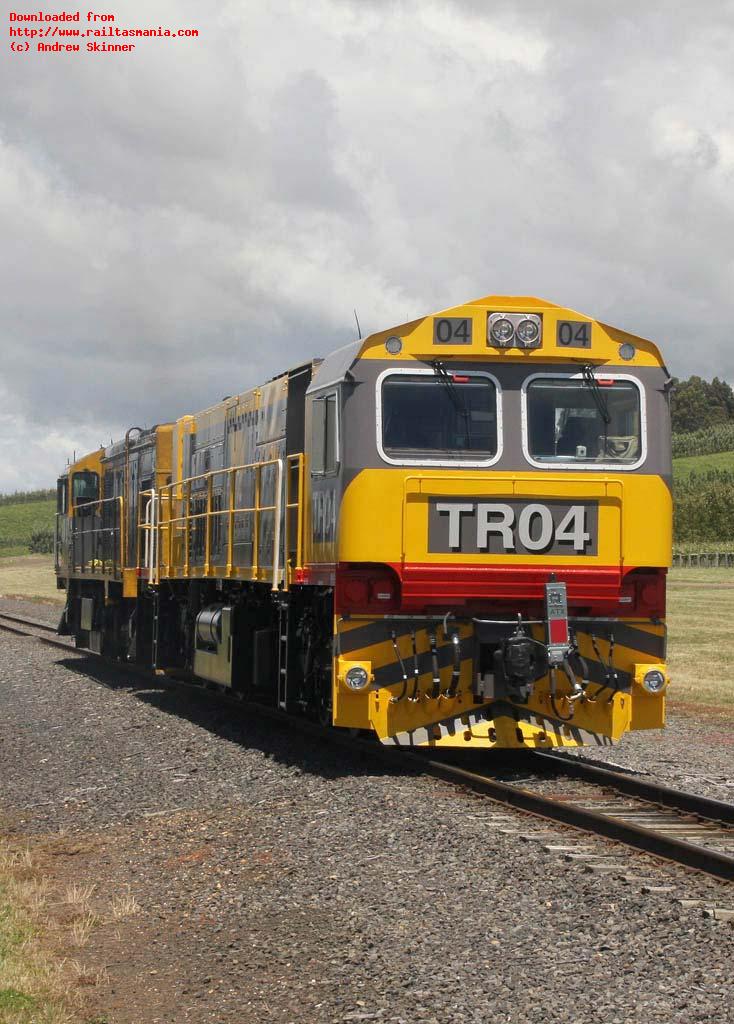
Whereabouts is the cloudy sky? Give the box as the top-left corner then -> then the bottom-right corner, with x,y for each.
2,0 -> 734,490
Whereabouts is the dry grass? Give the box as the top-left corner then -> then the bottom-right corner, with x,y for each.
109,892 -> 139,921
667,567 -> 734,712
69,915 -> 97,949
61,884 -> 96,911
0,842 -> 80,1023
0,838 -> 121,1023
0,554 -> 63,604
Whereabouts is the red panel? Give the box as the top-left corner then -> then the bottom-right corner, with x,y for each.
549,618 -> 569,645
300,562 -> 667,619
392,561 -> 624,612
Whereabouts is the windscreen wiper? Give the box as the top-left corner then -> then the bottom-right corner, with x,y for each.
430,360 -> 471,431
581,363 -> 611,454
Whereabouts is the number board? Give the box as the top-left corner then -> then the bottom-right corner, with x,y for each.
556,320 -> 592,349
433,317 -> 472,345
428,499 -> 598,556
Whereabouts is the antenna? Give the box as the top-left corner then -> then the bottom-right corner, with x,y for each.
353,308 -> 362,340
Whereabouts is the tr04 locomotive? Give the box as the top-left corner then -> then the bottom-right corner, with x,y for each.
55,295 -> 671,749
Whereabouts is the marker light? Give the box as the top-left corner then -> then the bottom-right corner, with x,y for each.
488,317 -> 515,347
642,669 -> 666,694
385,336 -> 403,355
345,666 -> 370,691
515,318 -> 541,348
619,343 -> 635,361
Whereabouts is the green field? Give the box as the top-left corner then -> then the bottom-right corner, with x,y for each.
672,449 -> 734,480
666,568 -> 734,711
0,497 -> 55,557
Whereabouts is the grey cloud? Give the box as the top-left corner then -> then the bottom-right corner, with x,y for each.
266,71 -> 358,212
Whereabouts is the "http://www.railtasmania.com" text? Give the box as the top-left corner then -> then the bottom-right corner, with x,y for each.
8,9 -> 200,54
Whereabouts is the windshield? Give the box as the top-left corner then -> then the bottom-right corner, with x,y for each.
381,373 -> 498,460
527,377 -> 642,464
72,470 -> 100,504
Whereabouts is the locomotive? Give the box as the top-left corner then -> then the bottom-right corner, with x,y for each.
55,294 -> 671,749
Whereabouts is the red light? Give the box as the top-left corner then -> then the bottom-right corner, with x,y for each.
452,374 -> 470,383
344,579 -> 369,605
336,564 -> 401,613
619,570 -> 666,617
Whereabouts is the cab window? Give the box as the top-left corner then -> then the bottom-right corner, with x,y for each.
526,377 -> 642,464
72,471 -> 100,506
311,393 -> 339,475
381,373 -> 498,461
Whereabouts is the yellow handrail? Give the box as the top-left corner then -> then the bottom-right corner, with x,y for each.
150,454 -> 304,589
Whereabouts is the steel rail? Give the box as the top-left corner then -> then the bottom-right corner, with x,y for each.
2,609 -> 732,880
530,749 -> 734,824
0,612 -> 59,634
411,755 -> 734,881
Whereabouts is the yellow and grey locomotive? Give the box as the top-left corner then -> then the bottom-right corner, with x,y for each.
55,294 -> 671,749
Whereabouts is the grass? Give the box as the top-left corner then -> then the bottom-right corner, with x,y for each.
0,555 -> 63,604
673,541 -> 734,554
667,567 -> 734,711
0,844 -> 78,1024
672,448 -> 734,479
0,836 -> 140,1024
0,498 -> 55,557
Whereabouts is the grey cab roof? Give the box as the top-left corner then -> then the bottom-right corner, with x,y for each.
306,339 -> 362,395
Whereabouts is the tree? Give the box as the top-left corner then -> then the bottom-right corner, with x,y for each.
671,375 -> 734,433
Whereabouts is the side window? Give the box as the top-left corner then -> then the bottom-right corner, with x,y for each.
56,478 -> 68,514
311,393 -> 339,476
72,471 -> 100,506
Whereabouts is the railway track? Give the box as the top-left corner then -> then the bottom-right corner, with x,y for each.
417,751 -> 734,883
0,610 -> 72,648
2,608 -> 733,884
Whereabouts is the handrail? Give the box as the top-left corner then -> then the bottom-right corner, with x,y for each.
271,459 -> 283,590
150,453 -> 304,589
54,494 -> 124,578
136,489 -> 159,583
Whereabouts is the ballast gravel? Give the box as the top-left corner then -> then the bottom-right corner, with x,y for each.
0,601 -> 733,1024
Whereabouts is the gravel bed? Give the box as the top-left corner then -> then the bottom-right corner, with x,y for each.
0,594 -> 63,626
563,712 -> 734,804
1,610 -> 733,1024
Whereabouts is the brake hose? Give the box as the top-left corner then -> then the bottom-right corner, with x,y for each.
389,629 -> 409,704
443,632 -> 462,699
408,629 -> 421,702
428,630 -> 441,699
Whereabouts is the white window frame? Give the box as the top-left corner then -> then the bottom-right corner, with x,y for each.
310,388 -> 341,477
375,367 -> 503,469
521,371 -> 647,472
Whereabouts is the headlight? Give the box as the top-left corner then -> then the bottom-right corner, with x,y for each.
385,335 -> 403,355
515,318 -> 541,348
642,669 -> 666,693
344,666 -> 370,691
488,317 -> 515,347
